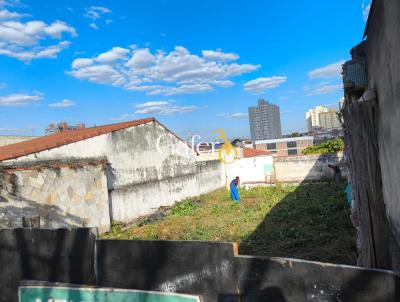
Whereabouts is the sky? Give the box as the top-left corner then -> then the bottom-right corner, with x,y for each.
0,0 -> 370,140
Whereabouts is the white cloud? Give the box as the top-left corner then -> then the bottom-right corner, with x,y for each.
0,92 -> 42,106
0,9 -> 76,62
362,1 -> 371,21
244,76 -> 287,94
135,101 -> 169,108
134,100 -> 201,115
84,6 -> 112,29
49,99 -> 75,108
89,22 -> 98,30
218,112 -> 248,119
126,48 -> 155,69
0,82 -> 6,89
212,80 -> 234,87
110,113 -> 136,121
304,82 -> 343,96
69,64 -> 124,86
69,45 -> 260,96
84,6 -> 112,20
0,8 -> 21,20
202,50 -> 239,62
308,61 -> 345,79
72,58 -> 93,68
96,46 -> 129,64
0,40 -> 71,61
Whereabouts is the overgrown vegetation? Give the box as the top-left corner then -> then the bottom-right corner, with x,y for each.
103,183 -> 356,265
302,138 -> 344,155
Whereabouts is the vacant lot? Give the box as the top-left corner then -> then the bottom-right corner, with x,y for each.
103,183 -> 357,265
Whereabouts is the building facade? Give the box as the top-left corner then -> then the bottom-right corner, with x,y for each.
0,118 -> 225,229
254,136 -> 314,157
306,106 -> 329,131
248,99 -> 282,142
306,106 -> 341,131
319,110 -> 342,130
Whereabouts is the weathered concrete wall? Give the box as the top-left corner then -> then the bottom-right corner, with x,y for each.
366,0 -> 400,269
236,255 -> 400,302
224,156 -> 273,187
96,239 -> 400,302
273,153 -> 345,183
0,159 -> 110,232
4,121 -> 225,223
96,240 -> 237,302
0,228 -> 96,302
0,135 -> 38,147
2,230 -> 400,302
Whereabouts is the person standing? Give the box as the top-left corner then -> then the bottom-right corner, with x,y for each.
230,176 -> 240,202
328,164 -> 342,183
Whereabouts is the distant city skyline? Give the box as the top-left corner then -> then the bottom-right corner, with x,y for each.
0,0 -> 369,139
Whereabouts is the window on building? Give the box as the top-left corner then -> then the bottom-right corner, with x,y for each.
287,141 -> 297,148
288,149 -> 298,156
267,143 -> 276,150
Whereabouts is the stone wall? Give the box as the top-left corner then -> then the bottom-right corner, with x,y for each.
273,153 -> 345,183
4,121 -> 225,223
0,158 -> 110,232
365,0 -> 400,270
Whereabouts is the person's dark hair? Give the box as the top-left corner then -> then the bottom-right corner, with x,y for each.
236,176 -> 239,179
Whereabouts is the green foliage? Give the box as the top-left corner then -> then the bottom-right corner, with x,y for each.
302,138 -> 344,155
103,183 -> 356,265
170,198 -> 197,216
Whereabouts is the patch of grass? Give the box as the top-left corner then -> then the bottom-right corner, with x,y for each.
102,182 -> 357,265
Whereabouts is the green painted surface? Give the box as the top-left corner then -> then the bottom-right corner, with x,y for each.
264,163 -> 273,174
19,287 -> 201,302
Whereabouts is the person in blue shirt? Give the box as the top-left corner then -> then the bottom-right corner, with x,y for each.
230,176 -> 240,202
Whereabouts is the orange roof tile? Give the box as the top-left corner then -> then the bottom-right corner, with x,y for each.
0,118 -> 156,162
243,147 -> 272,158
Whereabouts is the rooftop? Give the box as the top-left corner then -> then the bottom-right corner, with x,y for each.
242,147 -> 272,158
255,136 -> 314,145
0,118 -> 155,162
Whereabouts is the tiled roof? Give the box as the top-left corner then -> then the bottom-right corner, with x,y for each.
243,147 -> 272,158
0,118 -> 155,162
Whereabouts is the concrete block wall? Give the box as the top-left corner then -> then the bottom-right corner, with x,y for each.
1,228 -> 399,302
96,239 -> 400,302
0,159 -> 110,232
273,153 -> 346,183
0,228 -> 96,302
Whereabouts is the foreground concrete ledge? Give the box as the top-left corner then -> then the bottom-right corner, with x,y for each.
236,254 -> 400,276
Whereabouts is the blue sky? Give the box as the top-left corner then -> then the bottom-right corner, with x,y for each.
0,0 -> 369,139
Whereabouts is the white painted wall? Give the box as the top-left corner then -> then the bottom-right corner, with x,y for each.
5,121 -> 225,223
274,153 -> 346,183
0,136 -> 38,147
223,156 -> 273,187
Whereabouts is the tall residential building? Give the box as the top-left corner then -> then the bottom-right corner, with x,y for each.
306,106 -> 328,131
248,99 -> 282,141
319,109 -> 342,130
